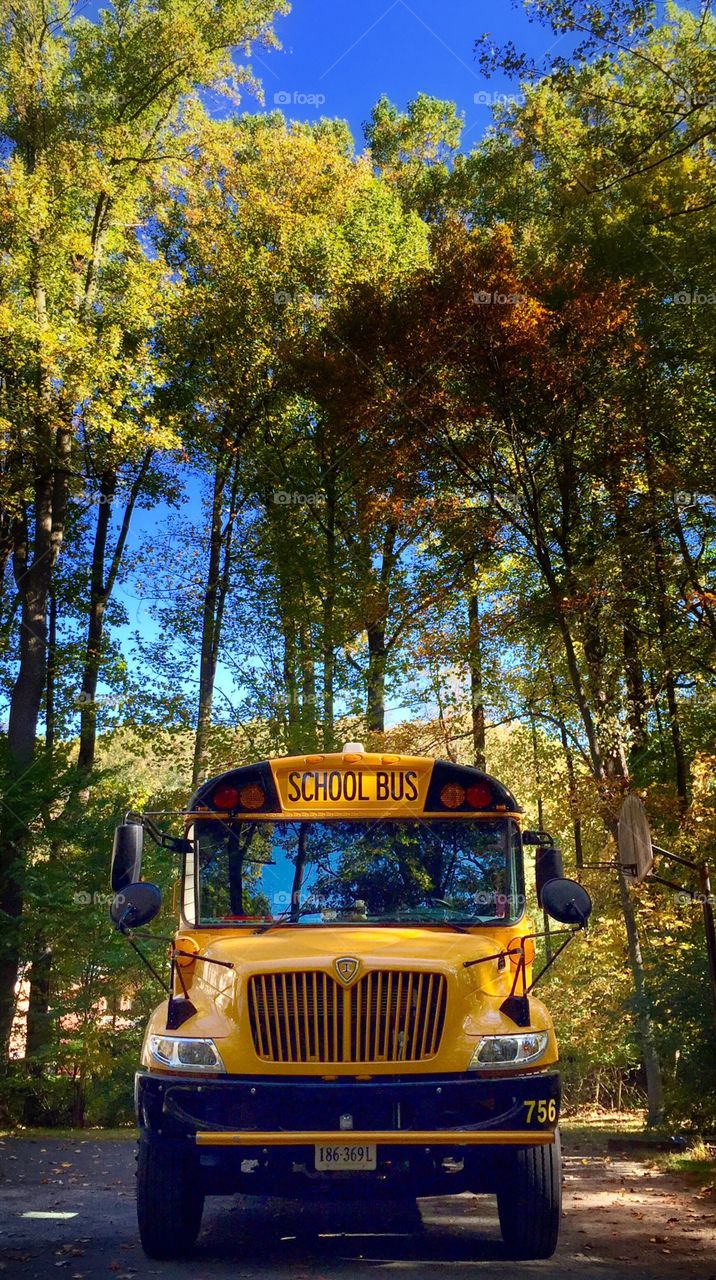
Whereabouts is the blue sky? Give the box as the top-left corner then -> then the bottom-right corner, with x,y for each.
238,0 -> 564,146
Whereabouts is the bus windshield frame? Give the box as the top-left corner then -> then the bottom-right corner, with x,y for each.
184,815 -> 525,930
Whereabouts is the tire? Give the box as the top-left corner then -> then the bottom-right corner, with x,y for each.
496,1128 -> 562,1259
136,1136 -> 205,1259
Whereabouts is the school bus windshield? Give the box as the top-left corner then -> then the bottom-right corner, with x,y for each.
190,818 -> 523,927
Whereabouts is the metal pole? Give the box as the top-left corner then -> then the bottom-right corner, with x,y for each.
699,862 -> 716,1035
651,845 -> 700,871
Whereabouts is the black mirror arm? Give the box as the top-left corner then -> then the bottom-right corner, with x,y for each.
115,904 -> 135,934
462,927 -> 574,970
522,829 -> 555,847
527,928 -> 581,994
123,933 -> 172,995
174,950 -> 234,970
125,811 -> 191,854
132,934 -> 235,970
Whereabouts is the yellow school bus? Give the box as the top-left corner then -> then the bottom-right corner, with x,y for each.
110,745 -> 591,1260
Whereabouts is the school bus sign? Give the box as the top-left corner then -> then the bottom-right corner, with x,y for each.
273,754 -> 430,813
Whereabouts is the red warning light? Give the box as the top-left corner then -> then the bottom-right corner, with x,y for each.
466,783 -> 493,808
212,785 -> 241,811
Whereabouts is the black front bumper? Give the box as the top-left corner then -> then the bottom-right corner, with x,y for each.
136,1068 -> 559,1138
136,1070 -> 559,1195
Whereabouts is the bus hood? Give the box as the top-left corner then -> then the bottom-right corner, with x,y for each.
141,923 -> 557,1076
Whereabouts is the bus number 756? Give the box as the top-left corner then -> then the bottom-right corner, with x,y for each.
524,1099 -> 557,1124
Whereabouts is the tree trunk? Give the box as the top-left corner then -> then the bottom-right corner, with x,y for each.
322,479 -> 336,751
192,458 -> 226,789
645,508 -> 688,813
322,623 -> 335,750
78,470 -> 115,772
555,712 -> 584,869
531,526 -> 664,1122
0,422 -> 71,1055
644,458 -> 688,813
609,483 -> 648,763
617,867 -> 664,1125
362,523 -> 397,740
279,569 -> 301,754
45,590 -> 57,754
191,451 -> 241,789
78,451 -> 153,776
530,715 -> 552,959
24,944 -> 52,1062
299,622 -> 317,746
623,618 -> 648,762
290,824 -> 309,922
23,943 -> 53,1128
535,542 -> 606,781
366,623 -> 387,734
468,579 -> 486,770
672,504 -> 716,644
663,668 -> 688,813
22,595 -> 59,1094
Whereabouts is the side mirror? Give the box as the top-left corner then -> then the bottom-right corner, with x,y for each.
110,882 -> 162,932
541,877 -> 592,928
535,845 -> 565,906
111,823 -> 144,891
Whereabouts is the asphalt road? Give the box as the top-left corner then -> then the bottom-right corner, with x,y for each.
1,1135 -> 714,1280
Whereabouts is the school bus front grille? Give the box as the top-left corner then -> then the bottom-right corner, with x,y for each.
248,970 -> 447,1064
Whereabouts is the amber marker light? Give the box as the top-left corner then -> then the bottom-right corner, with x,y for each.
175,937 -> 200,969
238,784 -> 265,810
507,937 -> 536,967
440,783 -> 465,809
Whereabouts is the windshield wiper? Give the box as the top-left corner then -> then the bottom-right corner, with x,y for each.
253,901 -> 328,934
374,914 -> 471,933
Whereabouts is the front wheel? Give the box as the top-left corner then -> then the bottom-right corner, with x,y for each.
496,1129 -> 562,1259
136,1136 -> 204,1259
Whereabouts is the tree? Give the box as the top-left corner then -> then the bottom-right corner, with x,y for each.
0,0 -> 287,1054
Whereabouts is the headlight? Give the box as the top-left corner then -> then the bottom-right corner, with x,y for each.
147,1034 -> 226,1072
468,1031 -> 549,1069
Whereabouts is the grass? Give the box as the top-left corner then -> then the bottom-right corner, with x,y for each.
562,1110 -> 716,1191
561,1108 -> 647,1154
657,1140 -> 716,1192
0,1126 -> 137,1141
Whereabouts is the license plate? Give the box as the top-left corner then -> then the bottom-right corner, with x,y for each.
314,1143 -> 377,1171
